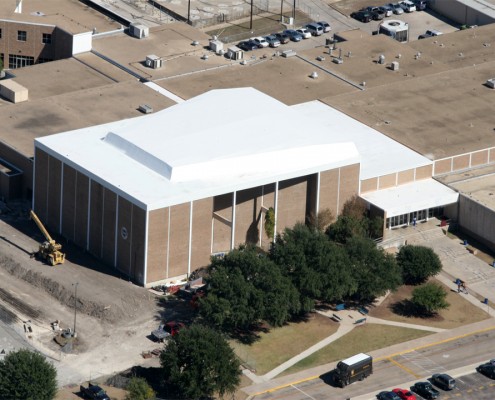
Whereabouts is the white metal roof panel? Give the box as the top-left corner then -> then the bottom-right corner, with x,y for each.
36,88 -> 360,210
361,179 -> 459,217
291,101 -> 433,180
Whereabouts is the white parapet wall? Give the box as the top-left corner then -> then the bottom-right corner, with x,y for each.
72,31 -> 93,55
0,80 -> 28,103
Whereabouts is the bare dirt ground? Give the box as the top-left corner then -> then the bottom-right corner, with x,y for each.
0,205 -> 185,387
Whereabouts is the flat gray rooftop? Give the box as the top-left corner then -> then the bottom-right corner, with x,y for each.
0,0 -> 120,34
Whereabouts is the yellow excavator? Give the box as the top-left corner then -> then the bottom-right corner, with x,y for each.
30,210 -> 65,266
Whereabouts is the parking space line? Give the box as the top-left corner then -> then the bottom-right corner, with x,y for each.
290,384 -> 317,400
387,356 -> 422,378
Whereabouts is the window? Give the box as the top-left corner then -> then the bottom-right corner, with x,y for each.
0,29 -> 2,39
17,30 -> 27,41
9,54 -> 34,69
42,33 -> 52,44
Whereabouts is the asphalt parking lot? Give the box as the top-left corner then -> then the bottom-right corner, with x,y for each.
412,372 -> 495,399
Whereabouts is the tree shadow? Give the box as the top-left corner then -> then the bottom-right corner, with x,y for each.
230,322 -> 269,345
390,300 -> 435,319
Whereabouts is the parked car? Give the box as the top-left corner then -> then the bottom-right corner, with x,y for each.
377,391 -> 401,400
387,3 -> 404,14
392,388 -> 416,400
305,22 -> 324,36
264,34 -> 281,47
413,0 -> 427,10
399,0 -> 416,12
284,29 -> 303,42
410,382 -> 439,399
418,29 -> 443,39
296,28 -> 312,39
431,373 -> 456,390
366,6 -> 386,20
351,9 -> 373,22
251,36 -> 269,48
80,383 -> 110,400
317,21 -> 331,32
237,40 -> 259,51
477,363 -> 495,379
380,4 -> 394,16
274,32 -> 290,44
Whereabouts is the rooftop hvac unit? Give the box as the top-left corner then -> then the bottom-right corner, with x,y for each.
129,23 -> 149,39
486,78 -> 495,89
209,39 -> 224,54
145,55 -> 162,69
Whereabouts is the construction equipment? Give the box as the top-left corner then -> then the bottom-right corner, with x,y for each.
30,210 -> 65,266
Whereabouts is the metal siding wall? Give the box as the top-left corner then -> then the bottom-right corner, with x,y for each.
131,205 -> 146,284
74,173 -> 89,246
61,164 -> 76,242
117,196 -> 132,276
33,148 -> 48,220
46,156 -> 61,232
101,188 -> 117,266
89,180 -> 104,258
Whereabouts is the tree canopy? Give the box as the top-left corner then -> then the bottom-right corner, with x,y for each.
125,377 -> 155,400
199,246 -> 300,331
411,282 -> 449,314
397,245 -> 442,285
160,324 -> 241,399
0,349 -> 57,400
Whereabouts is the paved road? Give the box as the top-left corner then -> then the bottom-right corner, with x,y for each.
251,324 -> 495,399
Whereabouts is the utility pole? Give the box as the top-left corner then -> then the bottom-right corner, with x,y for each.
187,0 -> 191,24
73,282 -> 79,338
250,0 -> 254,31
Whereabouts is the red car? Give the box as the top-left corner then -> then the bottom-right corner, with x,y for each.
392,388 -> 416,400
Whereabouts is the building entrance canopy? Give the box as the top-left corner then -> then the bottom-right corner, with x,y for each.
361,178 -> 459,218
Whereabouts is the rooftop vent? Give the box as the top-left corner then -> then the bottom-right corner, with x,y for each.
129,23 -> 149,39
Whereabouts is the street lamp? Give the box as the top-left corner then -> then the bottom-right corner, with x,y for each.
72,282 -> 79,338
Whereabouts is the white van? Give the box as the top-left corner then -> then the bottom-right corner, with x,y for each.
306,22 -> 323,36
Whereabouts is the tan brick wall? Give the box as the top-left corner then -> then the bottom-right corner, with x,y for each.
88,181 -> 104,258
74,172 -> 89,247
490,148 -> 495,163
360,177 -> 378,194
168,203 -> 190,278
33,148 -> 48,221
131,206 -> 146,284
471,150 -> 488,167
378,173 -> 396,190
452,154 -> 470,171
61,164 -> 76,242
319,169 -> 339,219
116,197 -> 132,276
277,176 -> 308,233
235,187 -> 262,248
101,188 -> 117,266
213,193 -> 232,254
415,164 -> 433,180
397,169 -> 415,185
191,198 -> 213,272
46,156 -> 61,232
338,163 -> 360,214
434,159 -> 452,175
147,208 -> 168,284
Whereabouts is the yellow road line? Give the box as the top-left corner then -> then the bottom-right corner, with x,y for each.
248,324 -> 495,397
386,357 -> 421,379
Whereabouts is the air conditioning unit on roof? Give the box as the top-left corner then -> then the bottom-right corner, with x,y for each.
129,23 -> 149,39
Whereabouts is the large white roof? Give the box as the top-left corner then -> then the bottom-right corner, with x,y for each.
361,178 -> 459,217
36,88 -> 360,210
291,101 -> 432,180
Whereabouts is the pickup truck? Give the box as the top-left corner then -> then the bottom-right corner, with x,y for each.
79,383 -> 110,400
151,321 -> 185,342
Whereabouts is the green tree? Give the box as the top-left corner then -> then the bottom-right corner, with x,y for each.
308,208 -> 334,233
125,377 -> 155,400
397,245 -> 442,285
200,246 -> 300,331
270,223 -> 357,307
411,283 -> 449,314
264,207 -> 275,239
0,349 -> 57,400
326,215 -> 366,244
341,195 -> 366,220
345,236 -> 402,302
160,324 -> 241,399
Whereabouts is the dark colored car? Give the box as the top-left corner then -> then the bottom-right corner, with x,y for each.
377,391 -> 401,400
284,29 -> 303,42
411,381 -> 439,399
477,363 -> 495,379
274,32 -> 290,44
413,0 -> 427,10
431,373 -> 456,390
351,9 -> 373,23
366,6 -> 386,20
238,40 -> 258,51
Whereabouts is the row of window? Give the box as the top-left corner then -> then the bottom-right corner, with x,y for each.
0,29 -> 51,44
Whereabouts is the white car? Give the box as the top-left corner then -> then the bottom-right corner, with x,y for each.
296,28 -> 311,39
399,0 -> 416,12
251,37 -> 269,48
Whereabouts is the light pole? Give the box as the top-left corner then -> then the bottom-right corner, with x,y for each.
72,282 -> 79,338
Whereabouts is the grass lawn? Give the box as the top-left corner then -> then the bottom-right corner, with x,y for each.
283,324 -> 430,376
369,278 -> 490,329
231,313 -> 338,375
206,11 -> 312,43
